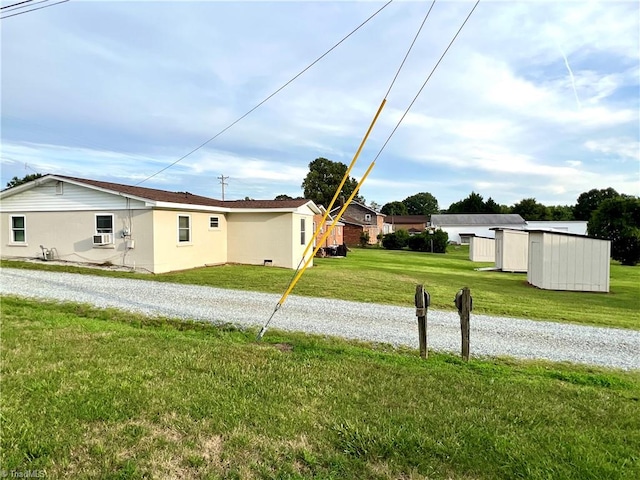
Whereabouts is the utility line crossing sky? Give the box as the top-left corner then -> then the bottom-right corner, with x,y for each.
1,0 -> 638,208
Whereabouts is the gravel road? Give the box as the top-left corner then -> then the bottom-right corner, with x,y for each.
2,268 -> 638,370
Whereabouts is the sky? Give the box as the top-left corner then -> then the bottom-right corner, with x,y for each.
1,0 -> 639,209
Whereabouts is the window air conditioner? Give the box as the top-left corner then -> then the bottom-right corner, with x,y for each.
93,233 -> 113,245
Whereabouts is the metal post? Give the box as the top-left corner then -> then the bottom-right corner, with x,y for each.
415,284 -> 429,359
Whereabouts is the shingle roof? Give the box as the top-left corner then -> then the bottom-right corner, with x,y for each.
387,215 -> 429,224
431,214 -> 525,226
55,175 -> 310,210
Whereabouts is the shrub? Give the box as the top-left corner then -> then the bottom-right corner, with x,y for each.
359,231 -> 370,248
382,229 -> 409,250
407,229 -> 448,253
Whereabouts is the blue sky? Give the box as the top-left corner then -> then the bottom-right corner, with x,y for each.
1,0 -> 638,209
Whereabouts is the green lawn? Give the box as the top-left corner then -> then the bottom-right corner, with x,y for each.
3,246 -> 639,329
1,296 -> 639,479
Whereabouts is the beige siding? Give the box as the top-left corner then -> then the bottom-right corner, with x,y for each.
227,211 -> 314,269
527,232 -> 610,292
1,210 -> 155,270
469,236 -> 495,262
496,229 -> 529,272
151,210 -> 227,274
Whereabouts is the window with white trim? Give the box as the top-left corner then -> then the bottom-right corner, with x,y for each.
11,215 -> 26,243
178,215 -> 191,242
95,214 -> 114,234
209,216 -> 219,229
300,218 -> 306,245
364,213 -> 372,222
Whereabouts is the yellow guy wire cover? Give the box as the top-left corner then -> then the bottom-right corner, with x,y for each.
301,98 -> 386,262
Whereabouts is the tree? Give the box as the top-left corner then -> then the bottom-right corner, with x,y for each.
6,173 -> 44,189
381,201 -> 408,216
402,192 -> 439,216
369,201 -> 380,212
548,205 -> 574,221
274,194 -> 293,200
446,192 -> 486,213
301,158 -> 362,208
510,198 -> 551,221
588,196 -> 640,266
484,197 -> 503,214
574,188 -> 620,221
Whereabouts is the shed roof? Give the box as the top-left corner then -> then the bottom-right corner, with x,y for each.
431,214 -> 525,226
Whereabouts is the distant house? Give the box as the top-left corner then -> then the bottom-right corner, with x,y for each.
313,207 -> 344,249
1,174 -> 321,273
430,214 -> 526,244
330,201 -> 389,245
386,215 -> 429,234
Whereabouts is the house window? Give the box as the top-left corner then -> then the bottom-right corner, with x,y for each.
96,214 -> 114,234
364,213 -> 372,222
300,218 -> 306,245
209,216 -> 219,229
178,215 -> 191,242
55,181 -> 64,195
11,215 -> 26,243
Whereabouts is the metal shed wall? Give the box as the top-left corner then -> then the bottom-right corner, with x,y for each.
527,231 -> 611,292
495,229 -> 529,272
469,236 -> 495,262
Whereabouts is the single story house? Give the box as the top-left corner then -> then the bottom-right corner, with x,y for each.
313,207 -> 344,249
430,214 -> 526,244
330,201 -> 390,245
1,174 -> 323,273
386,215 -> 429,234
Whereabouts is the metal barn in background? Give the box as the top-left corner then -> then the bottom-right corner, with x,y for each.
527,230 -> 611,293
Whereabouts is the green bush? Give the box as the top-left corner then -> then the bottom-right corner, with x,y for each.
359,231 -> 370,248
381,229 -> 410,250
407,229 -> 448,253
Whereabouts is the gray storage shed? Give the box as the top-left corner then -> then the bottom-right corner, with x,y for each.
493,228 -> 529,273
527,230 -> 611,292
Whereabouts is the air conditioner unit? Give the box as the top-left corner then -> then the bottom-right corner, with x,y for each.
93,233 -> 113,245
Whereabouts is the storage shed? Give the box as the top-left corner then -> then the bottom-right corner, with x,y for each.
527,230 -> 611,292
493,228 -> 529,273
469,235 -> 495,262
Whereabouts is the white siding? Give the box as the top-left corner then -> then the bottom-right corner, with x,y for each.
469,236 -> 495,262
527,231 -> 610,292
496,229 -> 529,272
0,180 -> 147,212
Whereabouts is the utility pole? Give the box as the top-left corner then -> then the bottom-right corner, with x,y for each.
217,174 -> 229,200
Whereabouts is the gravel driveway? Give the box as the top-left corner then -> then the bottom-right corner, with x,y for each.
2,268 -> 638,370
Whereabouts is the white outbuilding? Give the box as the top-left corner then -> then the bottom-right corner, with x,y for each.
493,228 -> 529,273
527,230 -> 611,292
469,235 -> 495,262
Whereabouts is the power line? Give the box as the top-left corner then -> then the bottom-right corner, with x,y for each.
2,0 -> 48,14
217,174 -> 229,200
134,0 -> 394,186
1,0 -> 68,20
373,0 -> 481,164
1,0 -> 34,10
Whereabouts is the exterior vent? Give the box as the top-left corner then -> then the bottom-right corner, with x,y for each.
93,233 -> 113,245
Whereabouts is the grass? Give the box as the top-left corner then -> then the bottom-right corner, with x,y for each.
1,296 -> 640,479
2,246 -> 639,329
